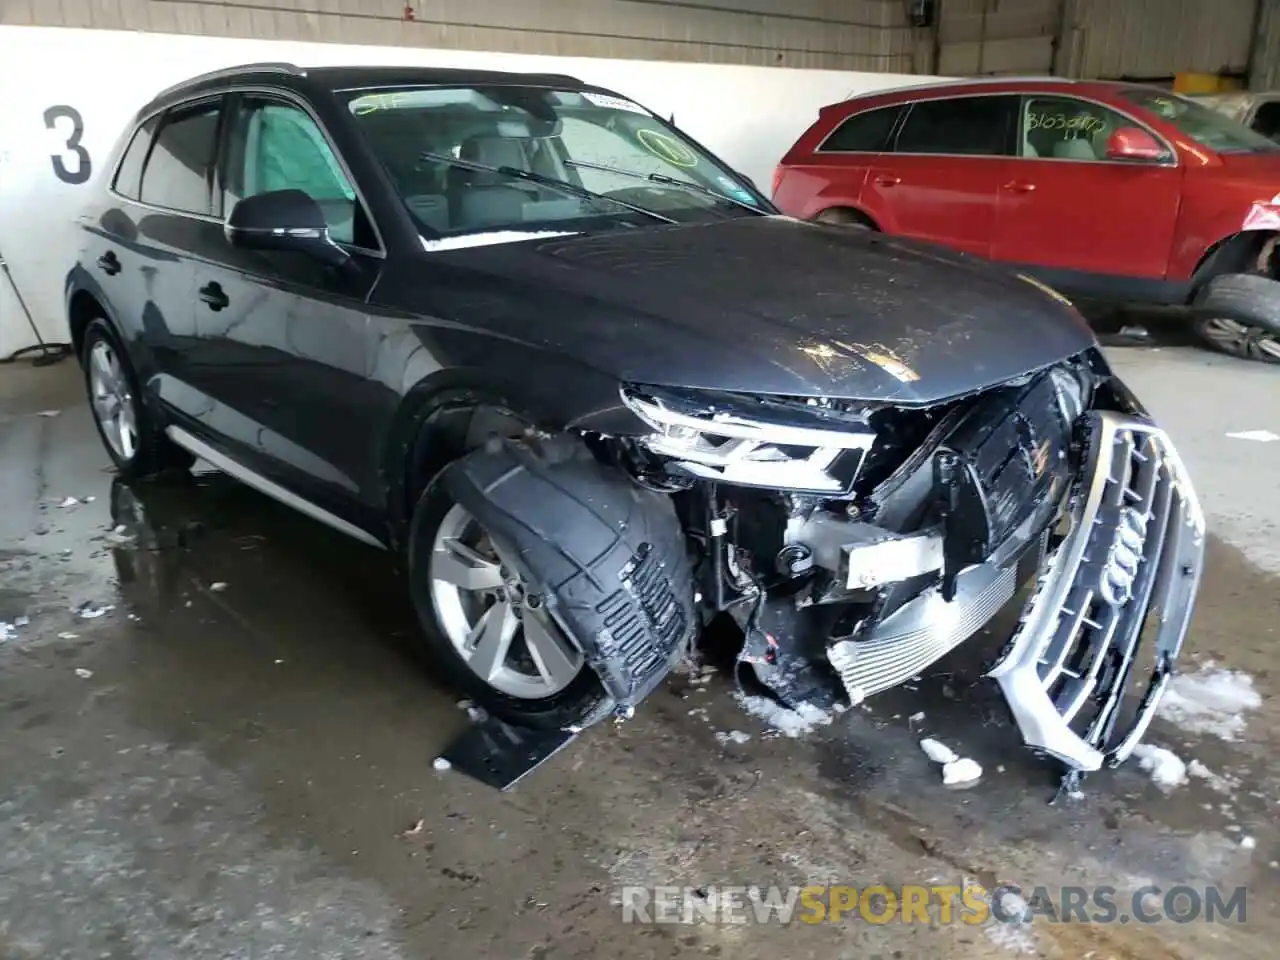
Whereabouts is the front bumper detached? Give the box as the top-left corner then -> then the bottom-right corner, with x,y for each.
988,411 -> 1205,772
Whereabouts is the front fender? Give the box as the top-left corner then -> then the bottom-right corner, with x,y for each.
378,330 -> 630,548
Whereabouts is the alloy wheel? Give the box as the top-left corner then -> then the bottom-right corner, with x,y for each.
1198,316 -> 1280,362
428,502 -> 584,699
88,340 -> 139,460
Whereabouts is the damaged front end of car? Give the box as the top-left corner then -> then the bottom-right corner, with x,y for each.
596,348 -> 1205,779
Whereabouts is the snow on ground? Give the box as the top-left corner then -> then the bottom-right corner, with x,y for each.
1132,744 -> 1188,792
1186,759 -> 1237,795
1157,664 -> 1261,740
732,692 -> 834,738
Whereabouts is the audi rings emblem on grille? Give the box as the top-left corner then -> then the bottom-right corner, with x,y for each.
1100,506 -> 1150,606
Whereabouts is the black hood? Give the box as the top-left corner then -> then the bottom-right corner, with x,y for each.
418,216 -> 1097,405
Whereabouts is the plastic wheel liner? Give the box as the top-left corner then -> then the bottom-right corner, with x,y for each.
440,438 -> 698,727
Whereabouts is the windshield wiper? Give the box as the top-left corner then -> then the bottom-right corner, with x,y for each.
417,152 -> 677,224
561,158 -> 765,215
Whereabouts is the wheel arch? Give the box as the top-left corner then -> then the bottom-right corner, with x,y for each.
65,270 -> 113,362
382,366 -> 627,551
813,205 -> 881,230
1188,229 -> 1279,299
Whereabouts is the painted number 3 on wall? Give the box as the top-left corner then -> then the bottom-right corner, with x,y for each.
44,105 -> 91,185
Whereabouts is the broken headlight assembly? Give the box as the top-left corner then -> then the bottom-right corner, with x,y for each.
619,385 -> 876,494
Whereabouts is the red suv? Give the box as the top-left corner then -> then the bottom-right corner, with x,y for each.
774,78 -> 1280,362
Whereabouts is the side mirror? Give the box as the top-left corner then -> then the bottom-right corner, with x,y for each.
1105,127 -> 1166,162
224,189 -> 349,266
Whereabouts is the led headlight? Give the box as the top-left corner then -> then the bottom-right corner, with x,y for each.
620,386 -> 875,494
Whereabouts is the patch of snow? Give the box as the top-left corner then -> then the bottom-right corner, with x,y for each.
1187,759 -> 1237,794
36,410 -> 60,417
908,711 -> 926,725
943,758 -> 983,786
74,668 -> 93,679
432,757 -> 451,771
13,615 -> 29,627
1241,836 -> 1256,851
1132,743 -> 1188,792
0,622 -> 14,643
57,632 -> 78,640
78,604 -> 114,620
732,692 -> 834,738
209,582 -> 229,592
1226,430 -> 1280,443
920,738 -> 982,785
714,730 -> 751,745
920,738 -> 959,764
985,918 -> 1038,955
1158,666 -> 1261,740
58,496 -> 79,508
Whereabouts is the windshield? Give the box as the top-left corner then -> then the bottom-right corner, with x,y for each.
1119,88 -> 1280,154
342,85 -> 768,243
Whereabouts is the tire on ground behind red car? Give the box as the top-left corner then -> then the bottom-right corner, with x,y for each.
1191,273 -> 1280,363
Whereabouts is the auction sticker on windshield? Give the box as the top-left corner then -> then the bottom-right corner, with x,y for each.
582,91 -> 650,115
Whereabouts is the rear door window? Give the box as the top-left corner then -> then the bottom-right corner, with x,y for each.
819,105 -> 904,153
139,100 -> 222,215
893,96 -> 1017,156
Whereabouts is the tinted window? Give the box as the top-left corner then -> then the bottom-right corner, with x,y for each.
112,117 -> 159,200
224,98 -> 370,247
894,96 -> 1016,156
820,105 -> 903,152
139,102 -> 221,214
1254,101 -> 1280,142
1021,96 -> 1160,161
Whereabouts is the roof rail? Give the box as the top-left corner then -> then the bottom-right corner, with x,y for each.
841,74 -> 1079,101
153,62 -> 304,100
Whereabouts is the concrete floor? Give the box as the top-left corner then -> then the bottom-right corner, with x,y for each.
1,339 -> 1278,960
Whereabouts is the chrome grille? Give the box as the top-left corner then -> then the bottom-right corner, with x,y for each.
990,411 -> 1205,772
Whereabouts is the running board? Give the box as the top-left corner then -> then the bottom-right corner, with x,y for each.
165,426 -> 386,550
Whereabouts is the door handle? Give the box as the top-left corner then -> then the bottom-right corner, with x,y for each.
1003,181 -> 1037,193
96,251 -> 121,276
198,282 -> 229,311
874,175 -> 902,187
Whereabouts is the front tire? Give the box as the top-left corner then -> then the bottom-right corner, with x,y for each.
407,472 -> 605,729
1191,274 -> 1280,363
82,319 -> 193,477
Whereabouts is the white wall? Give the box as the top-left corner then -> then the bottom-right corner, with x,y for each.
0,25 -> 939,358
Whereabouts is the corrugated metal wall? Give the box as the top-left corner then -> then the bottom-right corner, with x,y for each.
1249,0 -> 1280,89
0,0 -> 920,72
1068,0 -> 1257,79
1,0 -> 1267,83
937,0 -> 1060,76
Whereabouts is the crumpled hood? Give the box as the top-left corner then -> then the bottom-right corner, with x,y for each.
421,215 -> 1097,405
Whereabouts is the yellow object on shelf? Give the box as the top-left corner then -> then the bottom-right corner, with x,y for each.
1173,72 -> 1243,94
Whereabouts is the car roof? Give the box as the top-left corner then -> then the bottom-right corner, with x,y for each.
145,61 -> 590,112
827,76 -> 1162,113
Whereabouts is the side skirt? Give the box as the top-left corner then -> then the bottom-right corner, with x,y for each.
165,426 -> 387,551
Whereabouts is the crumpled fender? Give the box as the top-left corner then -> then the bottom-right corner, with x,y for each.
440,437 -> 697,723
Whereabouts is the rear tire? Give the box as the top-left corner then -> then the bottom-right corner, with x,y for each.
1191,273 -> 1280,363
407,470 -> 605,729
82,319 -> 194,477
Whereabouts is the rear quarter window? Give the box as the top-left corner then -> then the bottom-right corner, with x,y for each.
819,105 -> 904,153
111,117 -> 159,200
